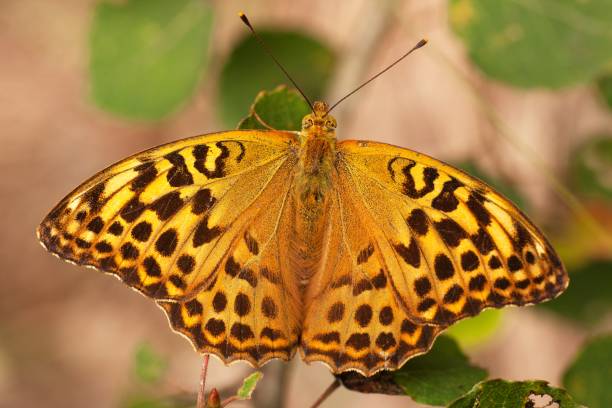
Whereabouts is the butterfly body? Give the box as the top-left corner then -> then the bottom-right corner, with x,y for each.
38,101 -> 567,375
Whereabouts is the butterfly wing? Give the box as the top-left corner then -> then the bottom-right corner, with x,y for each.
332,140 -> 568,326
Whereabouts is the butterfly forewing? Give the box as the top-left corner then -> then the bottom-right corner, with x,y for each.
335,140 -> 568,326
38,130 -> 300,301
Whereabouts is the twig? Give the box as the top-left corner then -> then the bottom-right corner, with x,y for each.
309,379 -> 341,408
196,355 -> 210,408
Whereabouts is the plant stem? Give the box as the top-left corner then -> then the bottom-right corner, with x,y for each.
196,355 -> 210,408
309,379 -> 341,408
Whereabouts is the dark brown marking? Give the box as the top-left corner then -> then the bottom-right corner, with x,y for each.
461,250 -> 480,271
494,277 -> 511,290
131,163 -> 158,191
230,323 -> 254,341
150,192 -> 183,221
95,241 -> 112,253
213,292 -> 227,312
401,319 -> 417,334
165,151 -> 193,187
75,238 -> 91,249
234,293 -> 251,316
243,231 -> 259,255
434,254 -> 455,280
192,188 -> 216,215
414,279 -> 433,301
346,333 -> 370,350
108,221 -> 124,236
395,238 -> 420,268
205,318 -> 225,336
155,229 -> 178,256
376,333 -> 396,350
533,275 -> 545,284
143,256 -> 161,277
514,222 -> 532,251
100,256 -> 117,270
379,306 -> 394,325
85,182 -> 105,212
417,325 -> 435,348
260,327 -> 283,341
193,217 -> 222,247
434,218 -> 467,247
469,274 -> 487,291
327,302 -> 345,323
238,268 -> 257,288
372,269 -> 387,288
466,193 -> 491,225
355,304 -> 373,327
120,197 -> 146,222
507,255 -> 523,272
353,279 -> 373,296
120,242 -> 139,259
75,210 -> 87,222
193,143 -> 230,179
516,279 -> 531,289
177,254 -> 195,274
525,251 -> 536,265
443,284 -> 464,303
131,221 -> 152,241
417,298 -> 436,312
471,228 -> 495,254
407,208 -> 429,235
431,178 -> 462,212
331,275 -> 351,288
169,275 -> 186,290
185,299 -> 203,315
261,267 -> 281,284
402,163 -> 438,198
357,243 -> 374,265
87,216 -> 104,233
261,296 -> 278,319
314,332 -> 340,344
488,255 -> 502,269
225,256 -> 240,277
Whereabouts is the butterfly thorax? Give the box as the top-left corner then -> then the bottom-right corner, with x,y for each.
290,102 -> 337,283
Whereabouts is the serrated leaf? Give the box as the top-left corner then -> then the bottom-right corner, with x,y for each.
90,0 -> 213,120
569,136 -> 612,201
449,379 -> 582,408
542,259 -> 612,326
236,371 -> 263,400
237,86 -> 311,130
563,335 -> 612,408
449,0 -> 612,88
133,343 -> 168,384
219,30 -> 335,126
392,336 -> 488,405
446,309 -> 503,348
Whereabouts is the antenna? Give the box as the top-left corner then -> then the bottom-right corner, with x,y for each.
326,39 -> 428,115
239,12 -> 315,112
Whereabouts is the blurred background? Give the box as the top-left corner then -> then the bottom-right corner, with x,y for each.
1,0 -> 611,407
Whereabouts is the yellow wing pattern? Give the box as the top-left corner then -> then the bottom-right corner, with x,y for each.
333,140 -> 567,326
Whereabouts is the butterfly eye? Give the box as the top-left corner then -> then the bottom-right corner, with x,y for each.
303,118 -> 314,128
325,119 -> 336,129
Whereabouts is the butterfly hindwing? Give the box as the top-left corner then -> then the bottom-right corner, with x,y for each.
334,140 -> 568,326
38,130 -> 300,301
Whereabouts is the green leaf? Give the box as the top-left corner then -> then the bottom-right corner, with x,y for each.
563,335 -> 612,408
569,136 -> 612,201
392,336 -> 488,405
449,379 -> 582,408
446,309 -> 503,348
90,0 -> 213,120
236,371 -> 263,400
597,74 -> 612,110
449,0 -> 612,88
219,30 -> 335,126
542,259 -> 612,326
237,86 -> 311,130
457,161 -> 528,211
133,342 -> 168,384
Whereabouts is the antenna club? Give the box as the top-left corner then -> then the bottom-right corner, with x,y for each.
239,12 -> 252,29
417,38 -> 428,47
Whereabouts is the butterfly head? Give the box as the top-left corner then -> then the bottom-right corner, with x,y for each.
301,101 -> 337,135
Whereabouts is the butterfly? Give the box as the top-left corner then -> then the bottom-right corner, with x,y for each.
37,97 -> 568,376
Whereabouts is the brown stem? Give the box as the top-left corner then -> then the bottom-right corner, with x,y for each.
309,379 -> 341,408
196,355 -> 210,408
